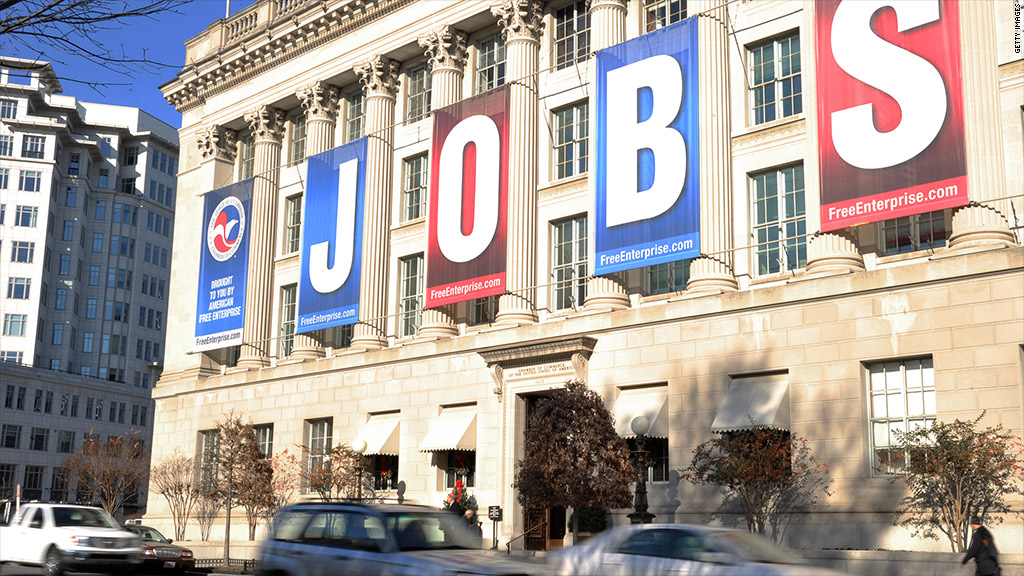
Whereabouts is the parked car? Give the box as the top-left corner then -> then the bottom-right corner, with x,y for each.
0,503 -> 142,576
549,524 -> 846,576
258,502 -> 541,576
122,524 -> 195,572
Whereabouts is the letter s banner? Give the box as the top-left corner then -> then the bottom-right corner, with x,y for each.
425,85 -> 509,308
816,0 -> 968,231
595,18 -> 700,276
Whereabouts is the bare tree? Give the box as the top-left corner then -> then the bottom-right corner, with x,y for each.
150,451 -> 201,541
514,380 -> 635,543
63,429 -> 149,517
300,443 -> 372,502
262,448 -> 301,528
0,0 -> 188,86
213,412 -> 272,558
194,493 -> 221,542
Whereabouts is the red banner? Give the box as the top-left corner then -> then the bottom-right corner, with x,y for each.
425,86 -> 509,308
815,0 -> 967,231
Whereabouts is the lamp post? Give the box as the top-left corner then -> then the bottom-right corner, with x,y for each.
627,416 -> 656,525
352,439 -> 367,502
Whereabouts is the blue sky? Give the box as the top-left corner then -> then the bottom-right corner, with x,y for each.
14,0 -> 257,129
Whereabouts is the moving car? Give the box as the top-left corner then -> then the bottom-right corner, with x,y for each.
122,524 -> 196,572
0,503 -> 142,576
549,524 -> 846,576
258,502 -> 540,576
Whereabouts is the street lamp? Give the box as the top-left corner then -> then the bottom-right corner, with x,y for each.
627,416 -> 656,525
352,439 -> 367,502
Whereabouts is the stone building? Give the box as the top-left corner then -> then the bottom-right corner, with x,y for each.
151,0 -> 1023,553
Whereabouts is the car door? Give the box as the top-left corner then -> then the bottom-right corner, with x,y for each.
296,509 -> 389,576
599,528 -> 698,576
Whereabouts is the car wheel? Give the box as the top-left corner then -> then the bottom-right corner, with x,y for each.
43,547 -> 64,576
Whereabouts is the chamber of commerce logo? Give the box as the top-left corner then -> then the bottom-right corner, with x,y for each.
207,196 -> 245,262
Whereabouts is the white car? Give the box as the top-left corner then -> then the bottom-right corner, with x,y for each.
549,524 -> 847,576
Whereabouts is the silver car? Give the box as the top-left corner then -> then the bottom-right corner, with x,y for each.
258,502 -> 540,576
549,524 -> 846,576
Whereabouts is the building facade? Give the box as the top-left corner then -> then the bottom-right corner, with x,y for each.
0,58 -> 177,510
153,0 -> 1023,553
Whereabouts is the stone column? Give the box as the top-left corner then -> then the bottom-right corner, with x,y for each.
948,2 -> 1015,249
237,105 -> 284,369
583,0 -> 631,311
686,0 -> 738,293
350,55 -> 399,350
290,81 -> 342,359
802,0 -> 865,277
493,0 -> 543,325
418,26 -> 469,338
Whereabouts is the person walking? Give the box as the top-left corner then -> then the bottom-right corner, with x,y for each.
962,515 -> 1000,576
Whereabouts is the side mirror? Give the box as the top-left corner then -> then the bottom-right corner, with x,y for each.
167,539 -> 173,544
694,551 -> 736,565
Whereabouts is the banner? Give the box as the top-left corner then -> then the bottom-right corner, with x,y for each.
194,179 -> 253,352
816,0 -> 967,231
425,85 -> 509,308
594,19 -> 701,276
297,138 -> 367,333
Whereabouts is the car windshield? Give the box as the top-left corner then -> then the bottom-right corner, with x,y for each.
129,526 -> 169,542
710,531 -> 806,565
52,507 -> 119,529
385,511 -> 480,552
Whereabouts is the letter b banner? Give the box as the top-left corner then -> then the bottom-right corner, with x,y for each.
595,18 -> 700,276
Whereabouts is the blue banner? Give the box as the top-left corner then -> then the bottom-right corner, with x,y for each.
297,138 -> 367,333
194,179 -> 253,351
595,19 -> 700,275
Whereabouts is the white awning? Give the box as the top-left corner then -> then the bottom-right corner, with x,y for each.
710,378 -> 790,433
419,405 -> 477,452
614,386 -> 669,438
355,412 -> 401,455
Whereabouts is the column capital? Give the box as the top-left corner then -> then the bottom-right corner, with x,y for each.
419,26 -> 469,72
492,0 -> 545,43
356,55 -> 401,99
195,125 -> 238,162
296,81 -> 341,121
587,0 -> 627,12
244,105 -> 285,143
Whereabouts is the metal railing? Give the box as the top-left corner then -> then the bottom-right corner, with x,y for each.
194,558 -> 261,571
505,521 -> 547,555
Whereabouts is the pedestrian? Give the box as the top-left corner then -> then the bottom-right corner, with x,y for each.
962,515 -> 1000,576
464,508 -> 483,539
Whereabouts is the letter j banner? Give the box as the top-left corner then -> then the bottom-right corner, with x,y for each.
594,18 -> 700,276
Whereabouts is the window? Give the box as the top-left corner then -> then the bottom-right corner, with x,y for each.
23,466 -> 43,500
89,265 -> 100,285
332,324 -> 354,350
62,220 -> 74,241
551,216 -> 588,311
3,314 -> 28,336
18,170 -> 41,191
345,91 -> 365,143
644,0 -> 687,32
7,278 -> 30,299
198,430 -> 219,493
70,395 -> 79,417
749,33 -> 802,125
402,155 -> 427,221
553,102 -> 588,179
1,425 -> 21,449
290,114 -> 307,164
399,254 -> 424,337
14,205 -> 37,227
476,34 -> 506,93
280,284 -> 297,358
120,178 -> 136,195
643,259 -> 690,296
469,295 -> 499,326
65,187 -> 77,207
55,289 -> 67,310
0,135 -> 12,156
34,390 -> 43,412
626,437 -> 670,483
52,324 -> 64,345
441,450 -> 475,489
869,358 -> 936,475
554,1 -> 590,71
3,386 -> 11,408
68,153 -> 81,176
95,201 -> 106,220
406,63 -> 432,123
305,418 -> 333,494
370,454 -> 400,491
751,164 -> 806,276
255,424 -> 274,458
0,352 -> 23,364
22,135 -> 45,159
51,468 -> 68,502
0,168 -> 8,188
0,99 -> 15,118
123,146 -> 138,165
16,387 -> 26,410
879,210 -> 948,255
59,254 -> 70,276
98,168 -> 109,189
284,195 -> 302,253
30,427 -> 49,451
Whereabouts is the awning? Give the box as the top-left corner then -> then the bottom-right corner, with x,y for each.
614,386 -> 669,438
355,412 -> 401,455
419,405 -> 477,452
710,377 -> 790,433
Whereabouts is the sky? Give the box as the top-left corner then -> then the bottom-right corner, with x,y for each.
10,0 -> 258,130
